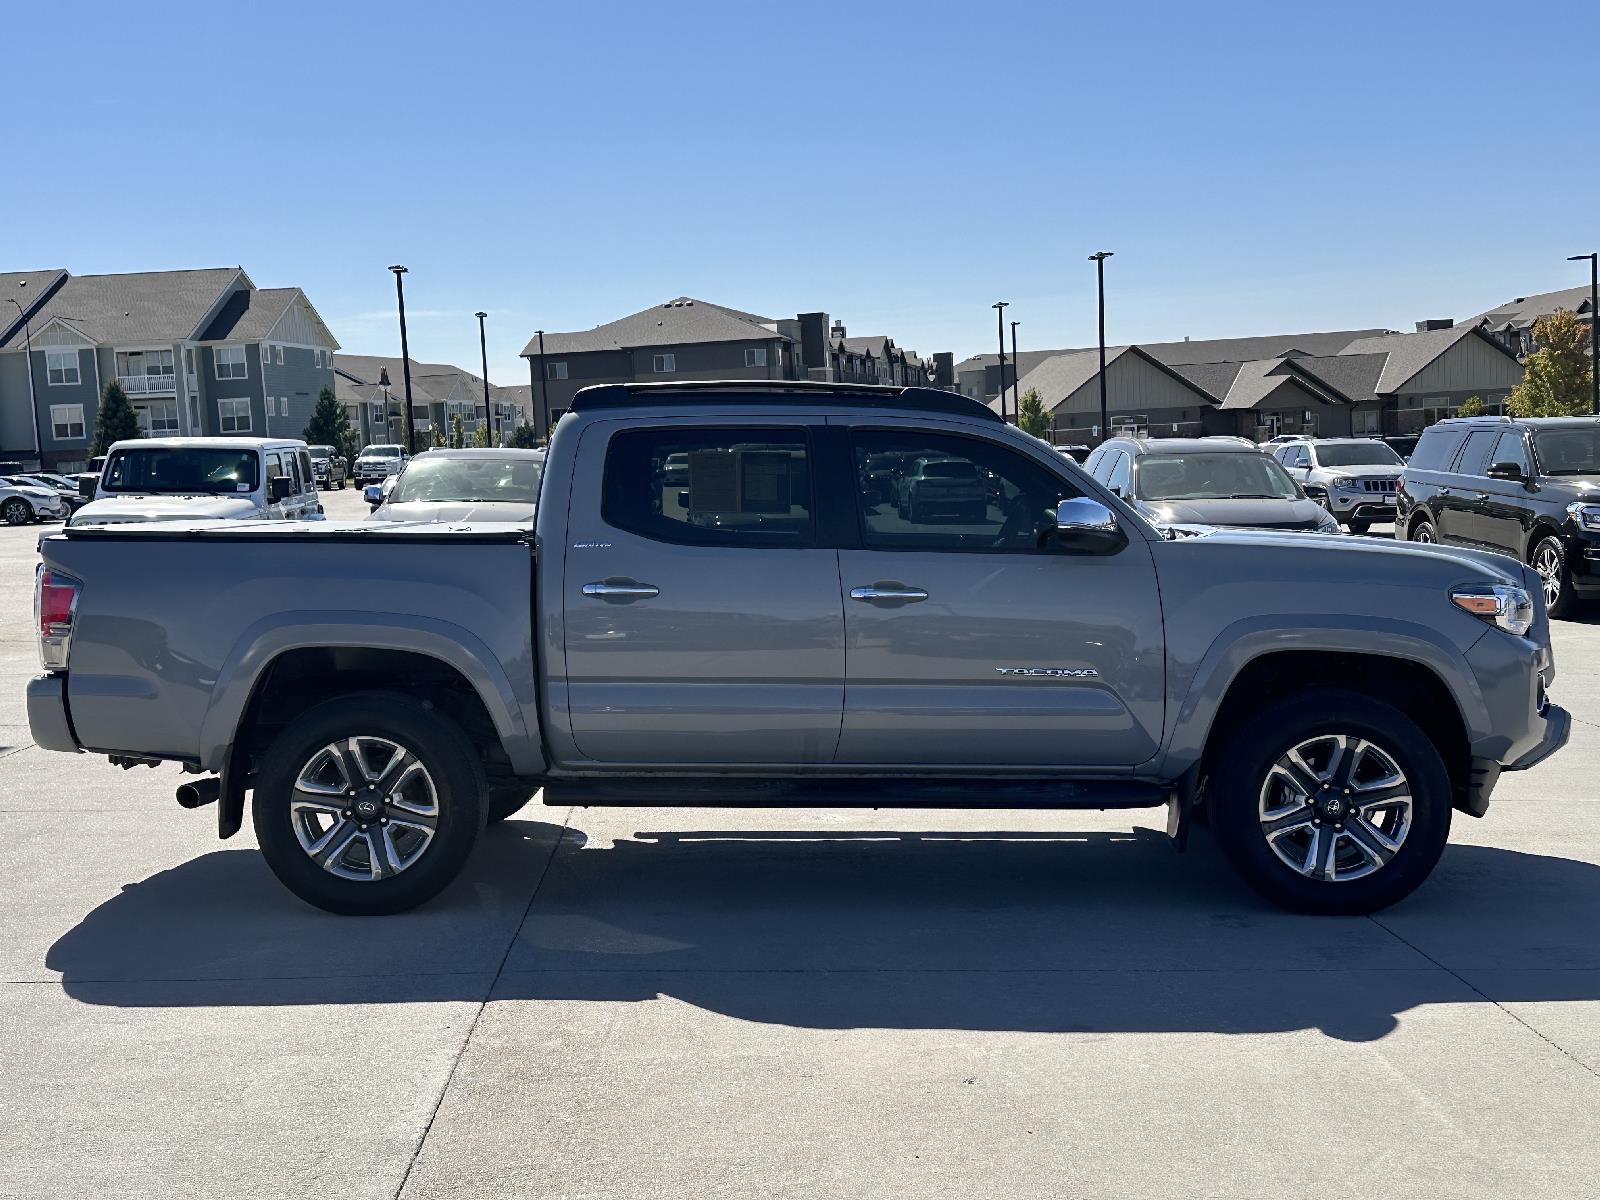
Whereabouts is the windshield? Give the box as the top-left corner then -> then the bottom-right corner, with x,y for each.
101,447 -> 260,495
1316,442 -> 1402,467
360,445 -> 403,459
1136,452 -> 1299,501
388,455 -> 543,504
308,445 -> 336,458
1534,428 -> 1600,475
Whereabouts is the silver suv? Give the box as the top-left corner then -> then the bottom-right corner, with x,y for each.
1272,438 -> 1404,533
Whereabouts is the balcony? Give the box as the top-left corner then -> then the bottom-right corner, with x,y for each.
117,373 -> 177,396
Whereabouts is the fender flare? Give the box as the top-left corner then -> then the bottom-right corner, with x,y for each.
198,609 -> 543,777
1156,614 -> 1488,779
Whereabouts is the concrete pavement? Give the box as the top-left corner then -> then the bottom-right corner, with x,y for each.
2,511 -> 1597,1199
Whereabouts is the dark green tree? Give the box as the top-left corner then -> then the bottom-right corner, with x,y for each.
1016,387 -> 1050,439
507,421 -> 538,448
471,418 -> 492,448
92,379 -> 142,454
449,413 -> 466,449
303,387 -> 358,464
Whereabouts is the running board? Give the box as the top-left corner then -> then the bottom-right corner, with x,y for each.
543,776 -> 1170,810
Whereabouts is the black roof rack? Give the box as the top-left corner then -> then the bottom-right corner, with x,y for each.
568,380 -> 1002,423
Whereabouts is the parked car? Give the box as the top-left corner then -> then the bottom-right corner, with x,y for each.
1271,437 -> 1405,533
27,381 -> 1566,917
0,476 -> 67,525
894,456 -> 989,522
75,456 -> 108,503
354,444 -> 408,485
1052,444 -> 1092,463
1396,415 -> 1600,618
69,438 -> 322,526
5,474 -> 83,514
307,445 -> 348,490
366,448 -> 544,523
1083,437 -> 1340,533
1383,435 -> 1420,462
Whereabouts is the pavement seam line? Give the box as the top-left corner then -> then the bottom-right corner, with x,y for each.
1366,913 -> 1600,1083
391,804 -> 576,1200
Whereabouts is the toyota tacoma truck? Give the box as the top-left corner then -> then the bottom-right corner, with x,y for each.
27,382 -> 1569,915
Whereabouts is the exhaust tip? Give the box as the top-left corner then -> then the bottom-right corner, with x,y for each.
176,778 -> 221,809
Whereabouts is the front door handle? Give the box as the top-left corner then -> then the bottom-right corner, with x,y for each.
582,579 -> 660,600
850,584 -> 929,604
1438,487 -> 1452,497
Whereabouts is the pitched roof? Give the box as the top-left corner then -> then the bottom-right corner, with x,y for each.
1469,284 -> 1594,332
956,328 -> 1387,381
2,267 -> 245,348
1170,360 -> 1246,399
0,269 -> 68,345
1338,324 -> 1493,393
196,287 -> 298,342
524,296 -> 781,356
334,353 -> 490,395
1290,352 -> 1388,403
1005,345 -> 1217,413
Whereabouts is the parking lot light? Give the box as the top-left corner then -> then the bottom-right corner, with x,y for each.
1568,254 -> 1598,416
992,302 -> 1009,421
1089,251 -> 1114,444
389,266 -> 416,455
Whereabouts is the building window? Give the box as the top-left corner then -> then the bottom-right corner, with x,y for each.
50,404 -> 85,439
215,346 -> 248,380
147,400 -> 180,434
745,347 -> 768,368
653,353 -> 676,373
218,398 -> 252,432
44,350 -> 81,386
184,348 -> 196,377
546,361 -> 568,380
280,397 -> 289,416
275,344 -> 284,365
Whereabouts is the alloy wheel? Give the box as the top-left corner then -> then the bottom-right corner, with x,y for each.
2,499 -> 30,526
1257,733 -> 1413,882
1412,523 -> 1434,544
1533,542 -> 1562,610
290,736 -> 438,882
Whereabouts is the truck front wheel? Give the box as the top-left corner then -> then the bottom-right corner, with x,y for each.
252,692 -> 486,914
1208,689 -> 1451,914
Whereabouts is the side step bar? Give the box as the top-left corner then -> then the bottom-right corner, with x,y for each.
543,776 -> 1170,810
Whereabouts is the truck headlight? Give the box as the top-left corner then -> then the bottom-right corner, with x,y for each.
1566,502 -> 1600,530
1451,584 -> 1534,636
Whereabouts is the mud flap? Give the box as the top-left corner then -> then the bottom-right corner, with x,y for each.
1165,788 -> 1189,852
218,755 -> 247,840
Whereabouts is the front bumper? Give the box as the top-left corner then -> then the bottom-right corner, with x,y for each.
1328,490 -> 1396,519
26,674 -> 79,753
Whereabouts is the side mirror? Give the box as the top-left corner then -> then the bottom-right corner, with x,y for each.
267,476 -> 293,503
364,484 -> 384,508
1486,461 -> 1525,483
1054,497 -> 1125,552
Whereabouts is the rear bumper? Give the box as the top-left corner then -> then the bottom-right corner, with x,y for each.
26,674 -> 79,753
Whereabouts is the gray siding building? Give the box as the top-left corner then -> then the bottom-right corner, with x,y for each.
0,267 -> 338,471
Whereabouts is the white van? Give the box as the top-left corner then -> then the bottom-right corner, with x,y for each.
69,437 -> 322,526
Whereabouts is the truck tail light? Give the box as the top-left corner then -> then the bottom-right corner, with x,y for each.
35,565 -> 81,672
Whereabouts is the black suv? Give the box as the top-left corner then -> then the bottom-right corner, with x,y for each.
1396,416 -> 1600,617
1083,436 -> 1339,533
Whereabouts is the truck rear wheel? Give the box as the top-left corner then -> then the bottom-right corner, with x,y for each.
1208,689 -> 1451,914
252,691 -> 486,914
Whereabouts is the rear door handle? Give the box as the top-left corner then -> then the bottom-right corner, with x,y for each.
582,580 -> 660,600
850,584 -> 929,604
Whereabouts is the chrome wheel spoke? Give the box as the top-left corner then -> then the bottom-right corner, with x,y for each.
1305,825 -> 1337,881
1262,803 -> 1314,837
311,819 -> 362,869
1260,732 -> 1412,883
367,828 -> 402,879
372,746 -> 415,793
1344,815 -> 1400,868
289,735 -> 439,883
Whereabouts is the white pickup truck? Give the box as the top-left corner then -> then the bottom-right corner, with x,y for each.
69,437 -> 322,526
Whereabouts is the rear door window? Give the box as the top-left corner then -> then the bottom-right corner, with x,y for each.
1456,430 -> 1499,477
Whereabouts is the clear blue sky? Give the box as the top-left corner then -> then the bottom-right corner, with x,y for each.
6,0 -> 1596,383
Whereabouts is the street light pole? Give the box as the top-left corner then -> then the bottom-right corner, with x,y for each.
1009,319 -> 1021,422
992,301 -> 1009,421
389,266 -> 417,454
6,284 -> 41,459
475,311 -> 493,444
535,329 -> 549,443
1089,251 -> 1114,443
1570,253 -> 1599,416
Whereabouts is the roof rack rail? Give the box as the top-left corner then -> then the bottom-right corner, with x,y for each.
568,380 -> 1002,422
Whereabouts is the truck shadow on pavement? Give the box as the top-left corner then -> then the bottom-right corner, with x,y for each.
47,819 -> 1600,1042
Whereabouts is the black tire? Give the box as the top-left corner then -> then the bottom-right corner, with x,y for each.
338,477 -> 346,490
1410,516 -> 1436,544
1208,688 -> 1451,914
486,784 -> 539,824
1,498 -> 30,526
1530,535 -> 1576,620
1346,520 -> 1371,536
252,691 -> 486,914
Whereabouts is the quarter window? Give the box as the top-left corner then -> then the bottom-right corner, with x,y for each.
50,404 -> 85,439
45,350 -> 81,386
603,427 -> 812,548
652,353 -> 676,373
215,346 -> 248,380
218,398 -> 252,432
852,430 -> 1083,553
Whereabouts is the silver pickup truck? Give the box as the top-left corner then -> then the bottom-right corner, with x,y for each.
27,382 -> 1569,915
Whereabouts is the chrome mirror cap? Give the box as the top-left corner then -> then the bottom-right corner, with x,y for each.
1056,496 -> 1118,534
